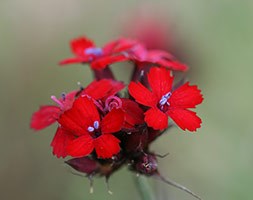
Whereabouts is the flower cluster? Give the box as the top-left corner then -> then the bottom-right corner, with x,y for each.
31,36 -> 203,199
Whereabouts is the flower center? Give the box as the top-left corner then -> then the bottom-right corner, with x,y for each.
158,92 -> 171,112
159,92 -> 171,106
104,96 -> 122,112
87,120 -> 100,133
85,47 -> 103,56
87,121 -> 101,138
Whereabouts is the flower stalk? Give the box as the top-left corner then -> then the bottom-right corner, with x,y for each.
134,175 -> 155,200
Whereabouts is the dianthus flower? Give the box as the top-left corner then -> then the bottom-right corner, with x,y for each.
31,35 -> 203,200
30,90 -> 77,131
58,96 -> 124,158
127,44 -> 188,71
129,67 -> 203,131
59,36 -> 187,77
59,36 -> 137,70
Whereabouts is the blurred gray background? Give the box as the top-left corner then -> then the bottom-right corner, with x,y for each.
1,0 -> 253,199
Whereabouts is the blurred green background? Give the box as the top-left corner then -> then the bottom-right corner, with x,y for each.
1,0 -> 253,199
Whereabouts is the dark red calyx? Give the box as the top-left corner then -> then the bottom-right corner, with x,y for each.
65,156 -> 98,175
131,153 -> 158,175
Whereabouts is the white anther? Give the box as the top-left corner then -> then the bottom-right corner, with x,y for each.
159,92 -> 172,106
87,126 -> 95,132
94,121 -> 99,129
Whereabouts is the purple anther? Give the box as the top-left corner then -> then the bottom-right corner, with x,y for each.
85,47 -> 103,56
159,92 -> 172,106
94,121 -> 99,129
61,92 -> 66,101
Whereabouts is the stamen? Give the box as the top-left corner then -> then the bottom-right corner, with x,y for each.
159,97 -> 167,106
61,92 -> 66,101
140,70 -> 144,77
165,92 -> 172,98
85,47 -> 103,56
51,95 -> 63,108
94,121 -> 99,129
81,94 -> 104,113
93,99 -> 104,113
87,126 -> 95,132
159,92 -> 172,106
77,82 -> 84,90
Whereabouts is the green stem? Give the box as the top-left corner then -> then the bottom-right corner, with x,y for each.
134,175 -> 155,200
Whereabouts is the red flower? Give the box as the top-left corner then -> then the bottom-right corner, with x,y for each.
128,44 -> 188,71
59,36 -> 137,70
129,67 -> 203,131
58,96 -> 124,158
30,90 -> 77,130
30,91 -> 78,158
30,79 -> 124,131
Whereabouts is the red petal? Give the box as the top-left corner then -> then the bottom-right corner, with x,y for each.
128,82 -> 157,107
50,127 -> 75,158
71,37 -> 95,57
59,96 -> 99,135
102,39 -> 119,54
169,82 -> 203,109
144,108 -> 168,130
101,108 -> 124,134
67,134 -> 94,157
103,38 -> 138,54
147,50 -> 174,60
144,50 -> 188,71
155,59 -> 188,71
59,57 -> 87,65
167,109 -> 202,131
60,90 -> 77,111
147,67 -> 174,100
128,43 -> 147,60
91,54 -> 128,70
30,105 -> 60,130
83,79 -> 124,101
121,98 -> 144,128
93,134 -> 120,158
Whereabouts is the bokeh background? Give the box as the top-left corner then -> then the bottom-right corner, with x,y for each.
1,0 -> 253,200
